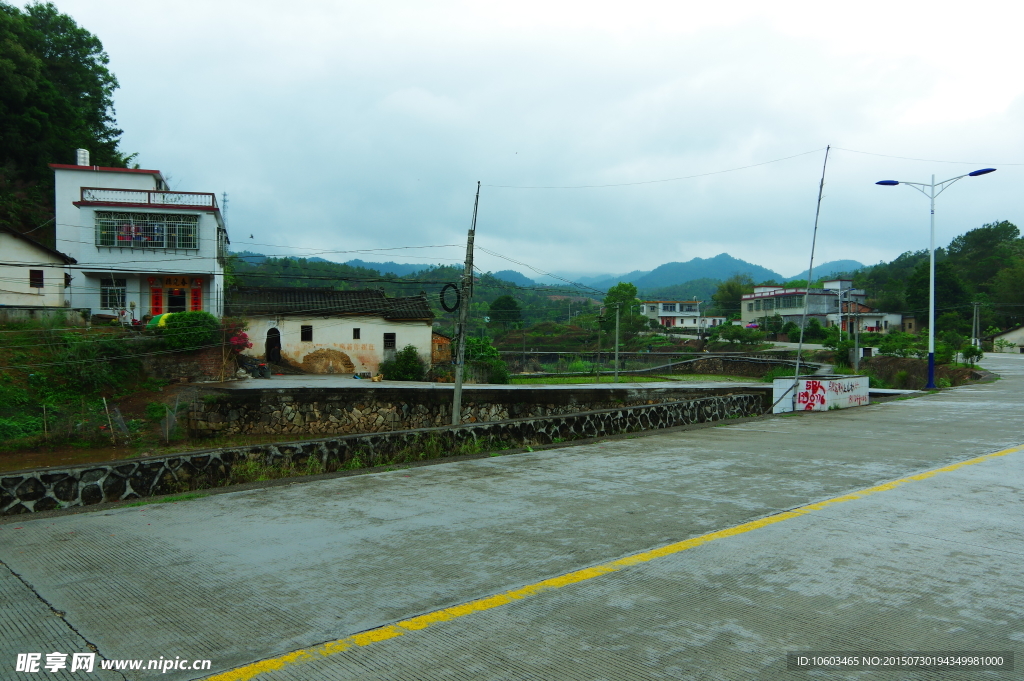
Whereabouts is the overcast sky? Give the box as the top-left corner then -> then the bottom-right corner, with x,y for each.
59,0 -> 1024,279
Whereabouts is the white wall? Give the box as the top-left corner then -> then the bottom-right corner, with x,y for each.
53,167 -> 224,316
995,326 -> 1024,352
0,232 -> 67,307
244,316 -> 433,374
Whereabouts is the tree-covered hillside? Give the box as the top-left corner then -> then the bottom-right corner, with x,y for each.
0,1 -> 134,247
853,221 -> 1023,333
225,255 -> 604,333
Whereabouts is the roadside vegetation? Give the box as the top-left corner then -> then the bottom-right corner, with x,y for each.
0,313 -> 250,463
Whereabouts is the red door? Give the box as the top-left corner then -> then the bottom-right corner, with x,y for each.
150,288 -> 163,315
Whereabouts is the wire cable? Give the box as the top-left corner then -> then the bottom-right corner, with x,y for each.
483,148 -> 826,189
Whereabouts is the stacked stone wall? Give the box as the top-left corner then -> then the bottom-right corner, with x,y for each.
142,346 -> 228,383
186,385 -> 769,438
1,393 -> 764,515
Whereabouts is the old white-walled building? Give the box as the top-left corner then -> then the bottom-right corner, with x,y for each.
0,226 -> 76,307
227,287 -> 435,374
989,325 -> 1024,353
52,151 -> 227,319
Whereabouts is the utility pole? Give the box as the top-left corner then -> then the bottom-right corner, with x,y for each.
522,325 -> 527,374
451,182 -> 480,426
853,311 -> 861,372
972,301 -> 981,347
614,303 -> 621,383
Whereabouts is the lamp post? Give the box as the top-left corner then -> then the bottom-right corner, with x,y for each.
875,168 -> 996,389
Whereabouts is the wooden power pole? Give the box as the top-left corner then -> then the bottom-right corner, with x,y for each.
452,182 -> 481,426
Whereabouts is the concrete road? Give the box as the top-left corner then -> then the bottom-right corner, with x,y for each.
2,355 -> 1022,680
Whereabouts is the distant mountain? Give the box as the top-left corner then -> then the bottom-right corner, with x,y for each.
231,250 -> 267,265
343,259 -> 430,276
631,254 -> 782,289
639,277 -> 722,303
492,270 -> 536,287
786,259 -> 864,282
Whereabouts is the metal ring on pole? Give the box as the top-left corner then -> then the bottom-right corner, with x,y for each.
440,283 -> 460,312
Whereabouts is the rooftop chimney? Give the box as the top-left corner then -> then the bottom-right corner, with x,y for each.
76,149 -> 90,166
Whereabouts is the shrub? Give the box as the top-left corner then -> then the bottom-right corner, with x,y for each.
464,337 -> 511,383
0,415 -> 43,439
961,345 -> 983,365
761,366 -> 797,383
145,402 -> 166,423
379,345 -> 427,381
162,311 -> 221,351
801,318 -> 828,342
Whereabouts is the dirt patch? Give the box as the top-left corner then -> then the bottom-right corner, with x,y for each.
299,348 -> 355,374
863,356 -> 976,389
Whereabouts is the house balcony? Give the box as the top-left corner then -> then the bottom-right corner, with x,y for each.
76,187 -> 219,211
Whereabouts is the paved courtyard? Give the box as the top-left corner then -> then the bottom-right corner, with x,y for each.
2,355 -> 1022,680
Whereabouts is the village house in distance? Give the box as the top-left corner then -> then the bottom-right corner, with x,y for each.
741,279 -> 902,333
639,299 -> 726,332
227,287 -> 434,374
52,150 -> 228,320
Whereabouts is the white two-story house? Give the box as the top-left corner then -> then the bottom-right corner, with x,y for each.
52,150 -> 228,319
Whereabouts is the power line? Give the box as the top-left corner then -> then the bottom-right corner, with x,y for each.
833,147 -> 1024,166
483,148 -> 826,189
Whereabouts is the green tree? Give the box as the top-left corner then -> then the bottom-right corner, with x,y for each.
946,221 -> 1020,293
906,260 -> 971,322
800,318 -> 828,342
488,295 -> 522,328
601,282 -> 647,335
710,274 -> 754,318
379,344 -> 426,381
1,2 -> 134,240
992,257 -> 1024,326
463,337 -> 509,383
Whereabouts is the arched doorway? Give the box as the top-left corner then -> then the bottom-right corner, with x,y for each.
266,327 -> 281,364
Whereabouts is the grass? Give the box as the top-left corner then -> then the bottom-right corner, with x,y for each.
660,374 -> 753,382
511,375 -> 669,384
122,492 -> 207,507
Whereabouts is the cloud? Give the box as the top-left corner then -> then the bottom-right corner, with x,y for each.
56,0 -> 1024,277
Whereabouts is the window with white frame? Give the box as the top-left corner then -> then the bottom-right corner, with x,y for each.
94,211 -> 199,249
662,303 -> 676,312
100,278 -> 126,309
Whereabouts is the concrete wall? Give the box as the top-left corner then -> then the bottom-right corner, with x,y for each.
0,307 -> 89,326
244,317 -> 432,374
187,384 -> 769,438
772,376 -> 870,413
0,232 -> 68,307
1,393 -> 764,515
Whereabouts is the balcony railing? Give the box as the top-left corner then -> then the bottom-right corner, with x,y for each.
80,187 -> 218,209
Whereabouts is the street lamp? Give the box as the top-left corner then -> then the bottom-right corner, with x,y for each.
876,168 -> 996,388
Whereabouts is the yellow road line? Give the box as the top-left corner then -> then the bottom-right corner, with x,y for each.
204,443 -> 1023,681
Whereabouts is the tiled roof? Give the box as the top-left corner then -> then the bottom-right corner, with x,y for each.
226,287 -> 434,320
0,226 -> 77,264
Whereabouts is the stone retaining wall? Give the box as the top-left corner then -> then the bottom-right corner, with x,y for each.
141,346 -> 229,384
1,393 -> 764,515
185,385 -> 768,438
665,356 -> 805,377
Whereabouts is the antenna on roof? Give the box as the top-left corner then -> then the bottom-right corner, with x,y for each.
222,192 -> 229,224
